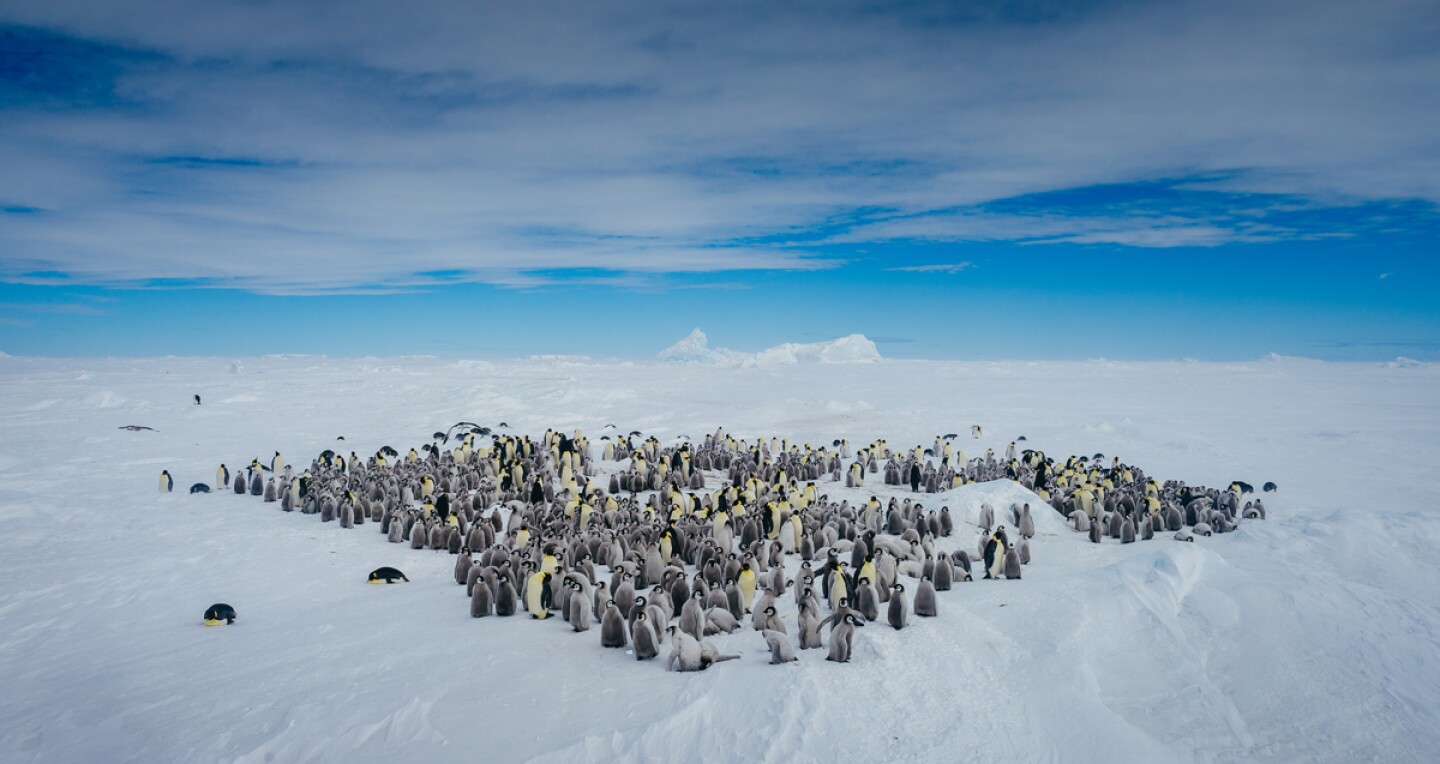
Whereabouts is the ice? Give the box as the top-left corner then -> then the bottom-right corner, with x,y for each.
0,354 -> 1436,763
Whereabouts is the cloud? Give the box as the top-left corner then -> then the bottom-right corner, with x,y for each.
0,1 -> 1437,291
887,262 -> 974,273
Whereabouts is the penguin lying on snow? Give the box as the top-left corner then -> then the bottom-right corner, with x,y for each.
368,566 -> 409,584
203,603 -> 236,626
189,483 -> 210,494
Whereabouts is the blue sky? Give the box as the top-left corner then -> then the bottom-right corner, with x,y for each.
0,0 -> 1436,360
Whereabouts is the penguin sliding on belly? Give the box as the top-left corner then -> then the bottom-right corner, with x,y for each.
203,603 -> 236,626
368,566 -> 409,584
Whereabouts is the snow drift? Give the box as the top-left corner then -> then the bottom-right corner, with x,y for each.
658,328 -> 881,366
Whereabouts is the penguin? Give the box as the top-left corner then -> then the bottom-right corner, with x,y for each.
159,470 -> 173,493
203,603 -> 236,626
631,612 -> 660,660
216,464 -> 230,491
1003,548 -> 1022,580
367,566 -> 408,584
971,425 -> 982,439
495,574 -> 518,616
737,563 -> 757,614
762,629 -> 798,664
193,394 -> 201,405
601,600 -> 628,647
932,554 -> 952,591
470,578 -> 493,617
526,571 -> 553,619
189,483 -> 211,494
568,581 -> 592,631
913,576 -> 938,617
798,604 -> 824,649
1263,482 -> 1278,493
887,583 -> 909,630
855,579 -> 880,622
666,627 -> 704,671
983,531 -> 1006,580
827,613 -> 861,663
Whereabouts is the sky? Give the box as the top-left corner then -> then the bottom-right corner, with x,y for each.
0,0 -> 1436,361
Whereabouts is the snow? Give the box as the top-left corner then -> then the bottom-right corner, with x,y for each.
658,328 -> 881,366
1,355 -> 1438,763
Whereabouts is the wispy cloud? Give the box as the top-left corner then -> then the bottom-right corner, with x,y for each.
887,262 -> 974,273
0,1 -> 1437,291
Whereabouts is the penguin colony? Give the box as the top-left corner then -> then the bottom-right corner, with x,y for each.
204,426 -> 1265,666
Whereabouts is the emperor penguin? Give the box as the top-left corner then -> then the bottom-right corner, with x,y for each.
367,566 -> 408,584
470,578 -> 493,617
737,563 -> 758,614
762,629 -> 798,664
495,574 -> 518,616
631,612 -> 660,660
932,555 -> 953,591
1002,548 -> 1022,580
798,603 -> 823,649
887,583 -> 909,630
666,627 -> 703,671
914,575 -> 938,617
971,425 -> 982,439
855,578 -> 880,622
601,600 -> 628,647
526,571 -> 553,619
1018,504 -> 1035,539
826,613 -> 861,663
568,581 -> 592,631
983,531 -> 1007,580
160,470 -> 173,493
203,603 -> 236,626
216,464 -> 230,491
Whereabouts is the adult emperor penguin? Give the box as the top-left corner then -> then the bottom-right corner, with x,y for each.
737,563 -> 758,614
159,470 -> 173,493
983,531 -> 1007,580
203,603 -> 236,626
215,464 -> 230,491
526,571 -> 553,619
368,566 -> 408,584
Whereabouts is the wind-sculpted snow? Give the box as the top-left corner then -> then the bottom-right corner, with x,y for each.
0,355 -> 1437,763
658,328 -> 881,366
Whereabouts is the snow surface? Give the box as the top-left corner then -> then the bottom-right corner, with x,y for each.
658,328 -> 881,366
1,355 -> 1438,763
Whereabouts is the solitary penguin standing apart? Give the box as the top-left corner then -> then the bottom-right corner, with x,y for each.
159,470 -> 173,493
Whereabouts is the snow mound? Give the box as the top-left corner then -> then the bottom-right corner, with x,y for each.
1389,356 -> 1425,368
658,328 -> 881,366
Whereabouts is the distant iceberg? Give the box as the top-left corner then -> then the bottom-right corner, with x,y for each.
658,328 -> 881,366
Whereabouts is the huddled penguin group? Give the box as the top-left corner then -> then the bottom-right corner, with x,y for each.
206,423 -> 1265,666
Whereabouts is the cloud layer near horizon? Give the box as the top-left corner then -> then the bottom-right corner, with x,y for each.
1,0 -> 1437,292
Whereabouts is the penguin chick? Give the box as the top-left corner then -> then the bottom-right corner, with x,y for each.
762,629 -> 798,664
600,600 -> 628,647
826,613 -> 860,663
887,583 -> 909,630
910,575 -> 936,617
631,612 -> 660,660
